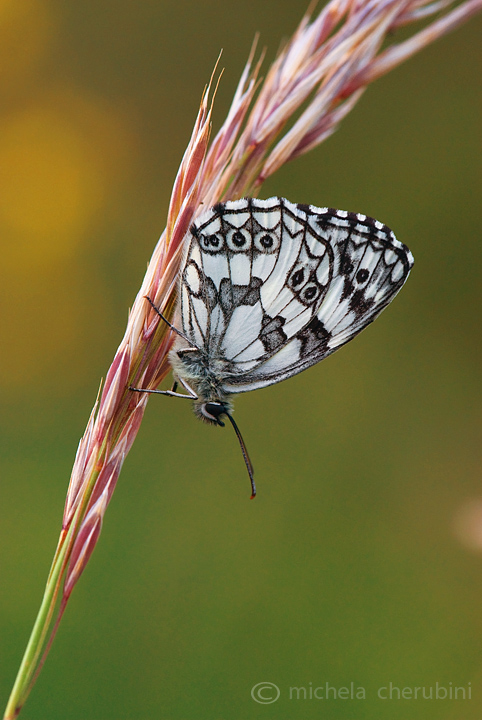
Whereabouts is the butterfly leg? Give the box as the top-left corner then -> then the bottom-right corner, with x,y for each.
129,386 -> 192,399
129,377 -> 197,400
176,377 -> 197,398
144,296 -> 197,347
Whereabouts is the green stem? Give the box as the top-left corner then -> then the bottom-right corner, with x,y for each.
3,318 -> 172,719
3,447 -> 106,720
3,520 -> 76,720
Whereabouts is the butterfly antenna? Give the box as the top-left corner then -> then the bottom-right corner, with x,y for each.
225,412 -> 256,499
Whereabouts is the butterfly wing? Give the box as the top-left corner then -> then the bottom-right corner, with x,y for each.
180,197 -> 413,394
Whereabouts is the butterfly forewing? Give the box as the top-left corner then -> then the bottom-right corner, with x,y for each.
180,197 -> 413,393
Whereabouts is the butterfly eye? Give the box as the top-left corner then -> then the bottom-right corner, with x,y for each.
200,233 -> 224,253
253,231 -> 280,253
227,229 -> 251,252
201,402 -> 227,425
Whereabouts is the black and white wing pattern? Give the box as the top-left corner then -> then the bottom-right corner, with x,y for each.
179,197 -> 413,393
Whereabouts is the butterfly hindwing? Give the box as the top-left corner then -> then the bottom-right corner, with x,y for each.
180,197 -> 413,393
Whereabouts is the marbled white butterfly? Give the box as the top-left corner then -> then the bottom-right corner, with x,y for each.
132,197 -> 414,497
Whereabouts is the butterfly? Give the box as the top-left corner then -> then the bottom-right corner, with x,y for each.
131,197 -> 414,497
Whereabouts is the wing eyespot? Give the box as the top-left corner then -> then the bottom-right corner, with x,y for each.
289,266 -> 306,288
356,269 -> 369,284
199,232 -> 224,253
299,281 -> 323,306
253,231 -> 280,253
226,228 -> 251,252
302,284 -> 318,301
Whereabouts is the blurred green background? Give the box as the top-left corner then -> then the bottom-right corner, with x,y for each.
1,1 -> 481,719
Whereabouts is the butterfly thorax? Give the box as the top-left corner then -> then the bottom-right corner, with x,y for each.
169,344 -> 233,424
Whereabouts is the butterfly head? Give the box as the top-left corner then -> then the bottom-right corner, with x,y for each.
195,400 -> 231,426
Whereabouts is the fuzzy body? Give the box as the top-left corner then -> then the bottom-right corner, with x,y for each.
169,339 -> 234,423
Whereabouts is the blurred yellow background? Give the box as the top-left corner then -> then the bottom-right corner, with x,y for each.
1,2 -> 481,719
